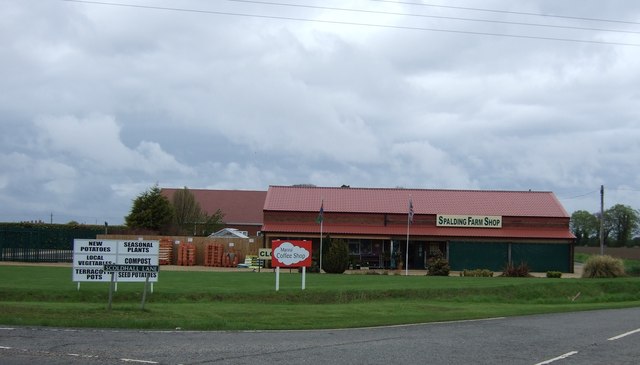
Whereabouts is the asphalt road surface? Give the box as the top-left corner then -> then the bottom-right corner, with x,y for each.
1,307 -> 639,365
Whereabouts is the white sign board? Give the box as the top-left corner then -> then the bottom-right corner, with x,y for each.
436,215 -> 502,228
73,239 -> 159,282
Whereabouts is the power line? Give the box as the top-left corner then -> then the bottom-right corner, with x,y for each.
560,187 -> 640,200
228,0 -> 640,35
610,188 -> 640,193
61,0 -> 640,47
371,0 -> 640,26
560,190 -> 599,200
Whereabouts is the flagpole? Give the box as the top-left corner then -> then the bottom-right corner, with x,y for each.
405,212 -> 409,276
320,216 -> 323,273
318,199 -> 324,274
406,195 -> 412,276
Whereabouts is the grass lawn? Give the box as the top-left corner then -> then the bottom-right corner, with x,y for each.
1,265 -> 639,330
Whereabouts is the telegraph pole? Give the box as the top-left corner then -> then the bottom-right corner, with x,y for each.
600,185 -> 604,255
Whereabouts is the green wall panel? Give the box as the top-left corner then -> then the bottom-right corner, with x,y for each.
511,243 -> 570,272
449,242 -> 508,271
449,241 -> 572,273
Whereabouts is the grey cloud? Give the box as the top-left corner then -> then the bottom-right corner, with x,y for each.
1,0 -> 640,223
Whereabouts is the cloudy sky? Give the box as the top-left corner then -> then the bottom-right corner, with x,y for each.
1,0 -> 639,224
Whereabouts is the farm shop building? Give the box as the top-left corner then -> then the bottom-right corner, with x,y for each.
261,186 -> 576,273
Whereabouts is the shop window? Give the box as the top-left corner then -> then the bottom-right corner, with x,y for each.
348,240 -> 360,255
360,240 -> 372,255
372,241 -> 383,255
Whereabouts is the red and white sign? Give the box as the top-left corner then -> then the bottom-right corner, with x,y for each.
271,240 -> 312,268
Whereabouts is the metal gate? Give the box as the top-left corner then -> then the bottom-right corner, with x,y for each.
0,226 -> 101,262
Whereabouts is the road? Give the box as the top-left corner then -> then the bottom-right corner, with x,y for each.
1,307 -> 639,364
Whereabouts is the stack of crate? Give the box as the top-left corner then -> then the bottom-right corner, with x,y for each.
158,239 -> 174,265
177,242 -> 197,266
223,252 -> 239,267
176,242 -> 185,265
204,243 -> 224,267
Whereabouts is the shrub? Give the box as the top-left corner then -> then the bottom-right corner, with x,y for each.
322,238 -> 350,274
427,257 -> 450,276
582,255 -> 625,278
502,262 -> 530,277
625,262 -> 640,277
546,271 -> 562,278
462,269 -> 494,277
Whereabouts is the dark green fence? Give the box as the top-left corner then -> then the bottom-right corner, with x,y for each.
0,224 -> 104,262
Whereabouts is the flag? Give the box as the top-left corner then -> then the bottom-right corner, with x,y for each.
408,198 -> 414,224
316,201 -> 324,224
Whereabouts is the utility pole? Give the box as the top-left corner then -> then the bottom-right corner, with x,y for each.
600,185 -> 604,255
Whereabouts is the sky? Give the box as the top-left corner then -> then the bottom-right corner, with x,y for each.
1,0 -> 640,225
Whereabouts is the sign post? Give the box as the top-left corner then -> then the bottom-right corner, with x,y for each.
108,272 -> 115,310
271,240 -> 312,291
141,276 -> 150,310
258,248 -> 272,273
103,264 -> 160,310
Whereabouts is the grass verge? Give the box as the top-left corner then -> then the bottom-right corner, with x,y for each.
1,265 -> 639,330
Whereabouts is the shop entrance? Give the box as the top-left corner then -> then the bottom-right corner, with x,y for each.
409,241 -> 447,270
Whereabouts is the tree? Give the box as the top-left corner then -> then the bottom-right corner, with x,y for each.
605,204 -> 640,247
171,187 -> 225,236
322,237 -> 349,274
594,211 -> 611,247
570,210 -> 599,246
172,187 -> 204,234
198,209 -> 225,236
125,184 -> 174,233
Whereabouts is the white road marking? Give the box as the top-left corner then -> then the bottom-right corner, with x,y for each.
534,351 -> 578,365
608,328 -> 640,341
0,328 -> 15,330
121,359 -> 159,364
0,346 -> 13,349
68,353 -> 99,358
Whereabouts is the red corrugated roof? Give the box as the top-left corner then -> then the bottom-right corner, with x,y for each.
161,188 -> 266,224
264,186 -> 569,218
261,223 -> 574,240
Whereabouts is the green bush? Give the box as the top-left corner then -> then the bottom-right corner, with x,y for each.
502,262 -> 530,277
322,238 -> 350,274
461,269 -> 494,277
427,257 -> 450,276
546,271 -> 562,278
582,255 -> 625,278
625,263 -> 640,277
